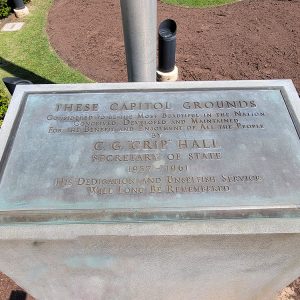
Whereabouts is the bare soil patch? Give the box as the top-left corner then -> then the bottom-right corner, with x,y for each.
47,0 -> 300,92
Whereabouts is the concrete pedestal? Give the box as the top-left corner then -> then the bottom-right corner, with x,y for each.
0,219 -> 300,300
1,81 -> 300,299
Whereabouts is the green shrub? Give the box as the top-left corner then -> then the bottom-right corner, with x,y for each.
0,0 -> 11,19
0,88 -> 10,127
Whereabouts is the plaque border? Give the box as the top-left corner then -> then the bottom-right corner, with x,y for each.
0,80 -> 299,224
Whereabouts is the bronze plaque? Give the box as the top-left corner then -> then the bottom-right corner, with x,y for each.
1,82 -> 300,223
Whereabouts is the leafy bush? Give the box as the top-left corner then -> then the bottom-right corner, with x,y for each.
0,88 -> 10,127
0,0 -> 11,19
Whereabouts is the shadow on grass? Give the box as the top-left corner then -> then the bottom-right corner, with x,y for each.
0,57 -> 53,84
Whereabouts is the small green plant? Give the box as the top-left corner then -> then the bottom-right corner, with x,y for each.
0,0 -> 11,19
0,87 -> 10,127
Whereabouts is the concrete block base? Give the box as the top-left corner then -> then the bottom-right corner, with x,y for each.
14,6 -> 29,18
0,220 -> 300,299
157,66 -> 178,82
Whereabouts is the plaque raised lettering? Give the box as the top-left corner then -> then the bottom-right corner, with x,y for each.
1,81 -> 300,223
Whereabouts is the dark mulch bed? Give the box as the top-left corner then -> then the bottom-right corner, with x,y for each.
47,0 -> 300,93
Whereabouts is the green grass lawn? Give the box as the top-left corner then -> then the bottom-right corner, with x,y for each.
161,0 -> 238,8
0,0 -> 92,126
